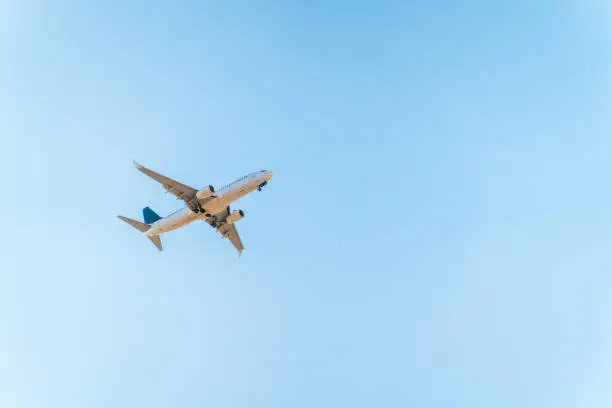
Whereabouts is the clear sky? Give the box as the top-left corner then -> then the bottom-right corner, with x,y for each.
2,1 -> 612,407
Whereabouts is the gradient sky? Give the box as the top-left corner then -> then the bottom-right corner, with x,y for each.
2,1 -> 612,407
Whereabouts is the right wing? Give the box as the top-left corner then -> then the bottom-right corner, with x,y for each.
134,162 -> 198,202
204,207 -> 245,255
217,222 -> 244,255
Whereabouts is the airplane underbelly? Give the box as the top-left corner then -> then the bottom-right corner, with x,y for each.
159,211 -> 198,233
167,218 -> 191,231
203,197 -> 229,214
205,189 -> 253,213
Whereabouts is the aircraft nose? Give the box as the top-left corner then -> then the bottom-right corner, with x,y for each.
267,171 -> 274,182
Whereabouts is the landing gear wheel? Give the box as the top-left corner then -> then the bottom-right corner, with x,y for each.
210,222 -> 217,228
193,208 -> 200,213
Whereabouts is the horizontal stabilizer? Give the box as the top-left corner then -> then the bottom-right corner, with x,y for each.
117,215 -> 149,232
148,235 -> 163,251
118,215 -> 163,251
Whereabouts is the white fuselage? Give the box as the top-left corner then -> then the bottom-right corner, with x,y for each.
145,170 -> 273,236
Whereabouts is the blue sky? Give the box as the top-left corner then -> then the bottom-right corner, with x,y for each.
2,1 -> 612,407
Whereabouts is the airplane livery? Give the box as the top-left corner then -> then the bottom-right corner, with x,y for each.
118,162 -> 274,254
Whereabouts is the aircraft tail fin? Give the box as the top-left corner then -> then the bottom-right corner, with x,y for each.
143,207 -> 162,224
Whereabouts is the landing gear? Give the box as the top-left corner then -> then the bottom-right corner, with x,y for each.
258,181 -> 267,191
191,202 -> 206,214
210,222 -> 217,228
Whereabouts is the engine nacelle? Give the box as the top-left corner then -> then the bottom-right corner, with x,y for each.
196,185 -> 215,200
226,209 -> 245,224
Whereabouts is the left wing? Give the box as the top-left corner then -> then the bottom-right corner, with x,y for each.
134,162 -> 198,202
204,207 -> 245,255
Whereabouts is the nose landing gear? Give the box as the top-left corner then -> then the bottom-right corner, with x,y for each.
258,181 -> 268,191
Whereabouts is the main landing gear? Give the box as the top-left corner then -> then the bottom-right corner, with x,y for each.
191,202 -> 207,215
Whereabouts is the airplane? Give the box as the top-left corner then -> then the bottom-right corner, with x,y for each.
118,162 -> 274,255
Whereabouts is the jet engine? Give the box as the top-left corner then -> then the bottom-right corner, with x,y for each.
196,185 -> 215,200
226,209 -> 245,224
